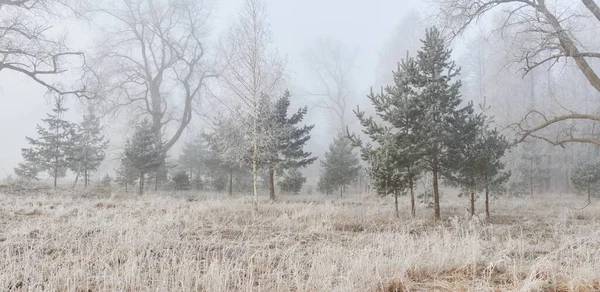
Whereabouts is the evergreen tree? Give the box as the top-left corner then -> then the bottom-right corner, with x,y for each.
205,127 -> 251,195
115,158 -> 138,192
351,27 -> 475,220
408,27 -> 472,220
259,91 -> 317,200
123,119 -> 166,195
445,114 -> 510,218
278,168 -> 306,195
571,159 -> 600,204
100,174 -> 112,188
14,149 -> 40,182
512,141 -> 550,197
179,135 -> 207,185
444,113 -> 484,216
69,107 -> 109,188
476,128 -> 511,218
318,133 -> 361,197
317,170 -> 334,195
172,170 -> 191,190
351,57 -> 422,217
17,96 -> 76,189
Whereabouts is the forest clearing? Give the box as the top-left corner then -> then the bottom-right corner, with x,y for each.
4,0 -> 600,291
1,190 -> 599,291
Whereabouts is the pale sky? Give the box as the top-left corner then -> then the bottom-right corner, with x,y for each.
0,0 -> 430,180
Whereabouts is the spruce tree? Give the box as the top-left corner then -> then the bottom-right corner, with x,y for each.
318,133 -> 361,197
123,119 -> 166,195
18,96 -> 76,189
69,107 -> 109,188
259,91 -> 317,200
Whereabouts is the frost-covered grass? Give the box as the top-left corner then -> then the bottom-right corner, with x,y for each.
0,190 -> 599,291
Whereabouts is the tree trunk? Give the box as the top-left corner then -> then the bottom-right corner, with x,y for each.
53,166 -> 58,189
139,173 -> 145,195
394,190 -> 399,218
72,172 -> 79,189
155,174 -> 159,191
433,152 -> 441,221
470,190 -> 475,217
252,116 -> 259,210
409,172 -> 416,218
84,169 -> 88,188
588,188 -> 592,204
530,159 -> 534,197
339,185 -> 343,198
228,169 -> 233,196
485,183 -> 490,220
268,167 -> 275,201
530,175 -> 534,197
252,158 -> 258,208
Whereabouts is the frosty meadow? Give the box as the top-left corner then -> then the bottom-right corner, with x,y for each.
3,0 -> 600,291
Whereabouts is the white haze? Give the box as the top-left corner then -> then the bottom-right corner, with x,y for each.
0,0 -> 431,182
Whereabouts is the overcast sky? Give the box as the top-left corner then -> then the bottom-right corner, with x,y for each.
0,0 -> 430,180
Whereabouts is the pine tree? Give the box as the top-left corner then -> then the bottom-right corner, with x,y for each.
444,112 -> 484,216
351,27 -> 475,220
476,128 -> 510,219
115,158 -> 137,192
409,27 -> 472,220
69,107 -> 109,188
205,126 -> 251,195
445,113 -> 510,218
100,174 -> 112,188
259,91 -> 317,200
317,170 -> 334,195
172,170 -> 191,190
278,168 -> 306,195
368,138 -> 413,218
351,57 -> 422,217
179,135 -> 207,185
14,149 -> 40,182
18,96 -> 76,189
513,141 -> 550,197
318,133 -> 361,197
123,119 -> 166,195
571,159 -> 600,204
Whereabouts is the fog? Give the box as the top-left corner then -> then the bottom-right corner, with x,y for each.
0,0 -> 429,179
3,0 -> 600,198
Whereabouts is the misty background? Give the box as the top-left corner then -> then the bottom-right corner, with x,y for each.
1,0 -> 597,192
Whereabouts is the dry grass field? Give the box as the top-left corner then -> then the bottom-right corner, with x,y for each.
1,190 -> 599,291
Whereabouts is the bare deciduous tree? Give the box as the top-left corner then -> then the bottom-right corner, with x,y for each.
0,0 -> 88,96
219,0 -> 285,208
437,0 -> 600,146
88,0 -> 216,152
303,37 -> 356,132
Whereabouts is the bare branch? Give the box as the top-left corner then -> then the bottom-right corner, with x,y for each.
0,0 -> 88,97
88,0 -> 216,152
